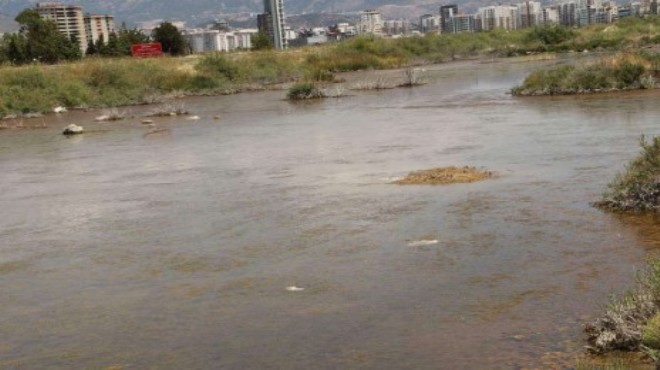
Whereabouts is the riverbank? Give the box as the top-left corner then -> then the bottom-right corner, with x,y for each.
583,136 -> 660,367
1,16 -> 659,118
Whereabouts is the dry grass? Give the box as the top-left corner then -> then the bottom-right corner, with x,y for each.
393,166 -> 494,185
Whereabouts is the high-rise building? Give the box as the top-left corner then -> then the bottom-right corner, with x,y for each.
440,5 -> 458,33
34,2 -> 115,54
451,13 -> 476,33
84,14 -> 115,45
518,1 -> 542,28
420,14 -> 441,33
477,6 -> 518,31
358,9 -> 384,36
258,0 -> 287,49
34,2 -> 87,52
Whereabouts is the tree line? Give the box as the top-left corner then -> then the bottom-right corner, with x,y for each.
0,9 -> 188,65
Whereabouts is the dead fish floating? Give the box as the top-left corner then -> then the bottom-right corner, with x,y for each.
407,240 -> 439,247
285,286 -> 305,292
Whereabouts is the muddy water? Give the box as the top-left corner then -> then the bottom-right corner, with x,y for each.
1,57 -> 659,369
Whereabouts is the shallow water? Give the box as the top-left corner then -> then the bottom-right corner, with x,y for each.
1,57 -> 659,369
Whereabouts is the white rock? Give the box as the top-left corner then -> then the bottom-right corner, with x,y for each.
186,115 -> 200,120
285,286 -> 305,292
95,115 -> 110,121
53,106 -> 68,113
62,124 -> 83,135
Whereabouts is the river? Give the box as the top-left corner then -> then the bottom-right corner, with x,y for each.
1,56 -> 659,369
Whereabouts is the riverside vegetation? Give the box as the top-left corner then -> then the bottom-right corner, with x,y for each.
511,51 -> 660,95
1,16 -> 659,116
584,137 -> 660,366
595,136 -> 660,213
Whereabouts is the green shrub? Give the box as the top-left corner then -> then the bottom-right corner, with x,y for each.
287,82 -> 324,100
614,61 -> 646,87
643,314 -> 660,349
525,25 -> 576,45
596,136 -> 660,213
512,64 -> 575,95
197,53 -> 242,82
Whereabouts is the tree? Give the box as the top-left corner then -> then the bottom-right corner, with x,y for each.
86,40 -> 97,55
152,22 -> 187,55
100,32 -> 121,56
252,32 -> 273,50
116,28 -> 150,55
1,33 -> 28,63
12,9 -> 80,64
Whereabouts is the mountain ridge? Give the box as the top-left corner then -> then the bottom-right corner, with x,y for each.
0,0 -> 486,27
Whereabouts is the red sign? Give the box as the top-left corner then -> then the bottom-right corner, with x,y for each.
131,43 -> 164,58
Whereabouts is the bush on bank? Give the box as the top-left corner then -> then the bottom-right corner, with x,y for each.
586,257 -> 660,365
595,136 -> 660,213
286,82 -> 325,100
512,53 -> 658,95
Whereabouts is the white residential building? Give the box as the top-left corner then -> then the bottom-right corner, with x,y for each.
542,6 -> 560,23
34,2 -> 87,52
183,28 -> 257,53
84,14 -> 115,45
420,14 -> 441,33
517,1 -> 542,28
358,9 -> 384,36
477,5 -> 519,31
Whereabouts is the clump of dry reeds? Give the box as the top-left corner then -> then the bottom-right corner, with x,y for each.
392,166 -> 494,185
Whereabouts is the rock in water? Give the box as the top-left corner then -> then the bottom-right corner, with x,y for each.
53,106 -> 68,113
62,124 -> 83,135
407,240 -> 439,247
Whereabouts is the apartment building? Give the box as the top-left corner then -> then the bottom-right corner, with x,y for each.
258,0 -> 287,49
358,9 -> 384,36
85,14 -> 115,45
35,2 -> 86,51
34,2 -> 114,53
183,29 -> 257,53
477,6 -> 519,31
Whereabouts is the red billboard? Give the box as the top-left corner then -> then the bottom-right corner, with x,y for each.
131,43 -> 164,58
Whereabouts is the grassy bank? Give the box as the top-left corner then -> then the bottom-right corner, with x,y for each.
1,16 -> 659,117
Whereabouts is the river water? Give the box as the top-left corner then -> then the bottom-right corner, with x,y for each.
1,56 -> 659,369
